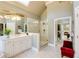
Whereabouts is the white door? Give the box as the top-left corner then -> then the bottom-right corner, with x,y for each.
74,7 -> 79,57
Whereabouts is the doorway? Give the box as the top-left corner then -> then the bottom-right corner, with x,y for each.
54,17 -> 72,47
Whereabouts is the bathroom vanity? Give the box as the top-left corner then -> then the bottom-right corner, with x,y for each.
0,33 -> 32,57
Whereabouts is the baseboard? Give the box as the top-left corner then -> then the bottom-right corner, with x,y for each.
32,47 -> 39,52
48,43 -> 55,47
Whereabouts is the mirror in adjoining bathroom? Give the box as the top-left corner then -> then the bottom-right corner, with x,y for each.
57,19 -> 71,41
55,17 -> 72,45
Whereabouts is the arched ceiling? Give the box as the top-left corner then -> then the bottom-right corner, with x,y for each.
0,1 -> 46,17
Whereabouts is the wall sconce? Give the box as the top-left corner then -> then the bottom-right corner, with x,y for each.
4,15 -> 21,21
43,22 -> 45,25
4,15 -> 11,20
12,16 -> 21,21
43,29 -> 45,32
33,21 -> 39,23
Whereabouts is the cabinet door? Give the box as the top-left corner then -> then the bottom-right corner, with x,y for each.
4,36 -> 32,57
20,37 -> 26,51
5,39 -> 14,57
20,36 -> 32,51
13,38 -> 21,55
25,36 -> 32,49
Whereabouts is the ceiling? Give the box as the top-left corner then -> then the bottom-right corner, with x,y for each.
0,1 -> 46,17
19,1 -> 46,16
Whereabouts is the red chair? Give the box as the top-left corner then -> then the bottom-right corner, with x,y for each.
61,40 -> 74,58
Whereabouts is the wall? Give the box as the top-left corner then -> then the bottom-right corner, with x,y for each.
40,9 -> 48,46
27,17 -> 40,33
47,1 -> 73,45
73,1 -> 79,8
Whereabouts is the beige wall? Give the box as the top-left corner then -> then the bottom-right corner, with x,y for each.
40,9 -> 48,46
47,1 -> 73,45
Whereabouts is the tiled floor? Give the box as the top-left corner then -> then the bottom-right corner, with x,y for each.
14,45 -> 62,58
13,40 -> 69,58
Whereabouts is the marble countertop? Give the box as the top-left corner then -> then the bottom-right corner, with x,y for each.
0,33 -> 29,40
0,33 -> 40,40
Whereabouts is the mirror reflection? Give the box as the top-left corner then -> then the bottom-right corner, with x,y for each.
0,15 -> 27,36
56,18 -> 71,42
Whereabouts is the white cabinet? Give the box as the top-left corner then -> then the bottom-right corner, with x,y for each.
5,39 -> 14,57
0,35 -> 32,57
32,33 -> 40,51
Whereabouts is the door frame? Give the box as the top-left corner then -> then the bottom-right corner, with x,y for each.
74,6 -> 79,57
54,16 -> 72,46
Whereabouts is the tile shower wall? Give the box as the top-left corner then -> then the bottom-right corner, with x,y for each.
27,17 -> 40,33
40,9 -> 48,46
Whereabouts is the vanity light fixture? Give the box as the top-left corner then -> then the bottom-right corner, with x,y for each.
16,16 -> 21,21
33,21 -> 39,23
0,16 -> 4,20
12,16 -> 16,20
12,16 -> 21,21
4,15 -> 11,20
